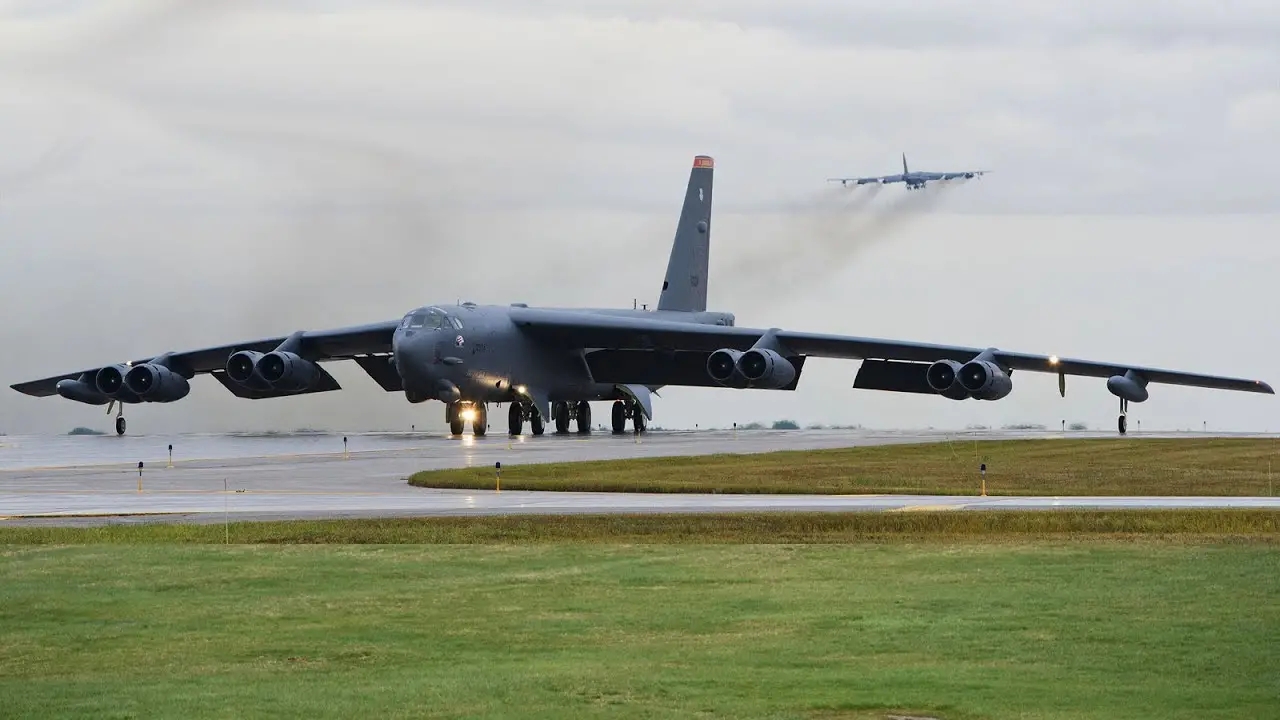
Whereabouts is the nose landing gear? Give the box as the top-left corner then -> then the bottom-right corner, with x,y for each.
446,401 -> 487,437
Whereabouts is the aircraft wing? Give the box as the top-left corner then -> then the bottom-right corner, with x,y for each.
510,307 -> 1274,395
826,174 -> 905,185
10,321 -> 400,397
936,170 -> 987,180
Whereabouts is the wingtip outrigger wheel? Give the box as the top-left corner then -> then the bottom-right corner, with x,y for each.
1117,397 -> 1128,436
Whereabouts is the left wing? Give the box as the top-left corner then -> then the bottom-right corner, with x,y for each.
510,307 -> 1274,396
827,174 -> 905,186
11,321 -> 400,399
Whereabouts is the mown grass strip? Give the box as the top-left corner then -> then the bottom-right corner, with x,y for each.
4,543 -> 1276,718
1,509 -> 1275,545
409,437 -> 1280,496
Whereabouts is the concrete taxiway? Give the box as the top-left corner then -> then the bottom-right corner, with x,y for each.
2,429 -> 1277,526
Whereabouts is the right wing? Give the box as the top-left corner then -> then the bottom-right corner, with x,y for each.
10,320 -> 400,399
510,307 -> 1274,396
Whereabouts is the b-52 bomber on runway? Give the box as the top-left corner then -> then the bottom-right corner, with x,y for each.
829,152 -> 988,189
12,155 -> 1273,437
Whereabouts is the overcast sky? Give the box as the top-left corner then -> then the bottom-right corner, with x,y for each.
1,0 -> 1277,435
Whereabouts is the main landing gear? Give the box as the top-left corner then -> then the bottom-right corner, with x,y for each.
551,400 -> 592,435
446,400 -> 487,437
507,402 -> 546,437
611,399 -> 646,435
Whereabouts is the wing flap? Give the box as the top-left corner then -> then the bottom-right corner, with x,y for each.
852,359 -> 935,395
352,355 -> 403,392
210,366 -> 342,399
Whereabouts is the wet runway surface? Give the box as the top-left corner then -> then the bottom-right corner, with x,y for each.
2,429 -> 1277,525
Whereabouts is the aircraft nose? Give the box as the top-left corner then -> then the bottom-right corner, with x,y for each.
392,328 -> 426,382
392,327 -> 454,399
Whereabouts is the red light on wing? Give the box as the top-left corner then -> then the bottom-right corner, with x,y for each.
693,156 -> 714,168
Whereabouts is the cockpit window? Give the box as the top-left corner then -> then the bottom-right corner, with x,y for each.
403,308 -> 450,331
449,316 -> 463,330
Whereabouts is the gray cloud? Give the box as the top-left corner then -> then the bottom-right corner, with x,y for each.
0,1 -> 1276,435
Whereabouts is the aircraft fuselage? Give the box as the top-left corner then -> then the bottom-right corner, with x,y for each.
391,303 -> 734,406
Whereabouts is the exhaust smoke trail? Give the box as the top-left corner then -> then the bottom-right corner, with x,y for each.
720,179 -> 962,305
0,3 -> 583,432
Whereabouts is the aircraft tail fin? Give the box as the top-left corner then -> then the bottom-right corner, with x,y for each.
902,152 -> 909,175
656,155 -> 713,312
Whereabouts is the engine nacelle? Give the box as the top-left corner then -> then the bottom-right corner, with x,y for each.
1107,372 -> 1149,403
926,359 -> 969,400
706,349 -> 748,388
738,348 -> 797,389
55,378 -> 110,405
257,351 -> 320,392
94,364 -> 135,399
226,350 -> 265,386
124,363 -> 191,403
957,360 -> 1013,401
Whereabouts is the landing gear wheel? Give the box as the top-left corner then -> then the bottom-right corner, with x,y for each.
576,400 -> 592,433
633,410 -> 646,434
473,404 -> 488,437
554,401 -> 571,434
447,402 -> 464,436
530,408 -> 545,436
1117,397 -> 1129,436
1118,414 -> 1127,436
508,403 -> 523,436
115,416 -> 127,436
611,401 -> 626,434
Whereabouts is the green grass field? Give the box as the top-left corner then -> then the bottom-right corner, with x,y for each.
409,437 -> 1280,496
9,434 -> 1280,718
1,509 -> 1277,545
3,538 -> 1277,719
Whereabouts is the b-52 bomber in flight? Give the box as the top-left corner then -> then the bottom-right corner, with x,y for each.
11,155 -> 1273,437
829,152 -> 988,189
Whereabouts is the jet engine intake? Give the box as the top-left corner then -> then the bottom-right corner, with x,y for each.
226,351 -> 264,385
124,363 -> 191,403
926,360 -> 969,400
257,351 -> 320,392
957,360 -> 1013,401
706,349 -> 747,387
94,364 -> 131,398
738,348 -> 796,389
